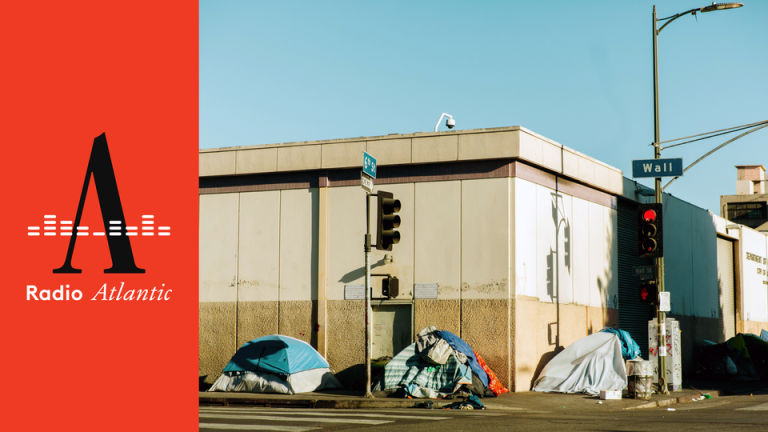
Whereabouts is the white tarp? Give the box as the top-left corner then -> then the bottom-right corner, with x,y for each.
208,367 -> 342,394
532,332 -> 627,395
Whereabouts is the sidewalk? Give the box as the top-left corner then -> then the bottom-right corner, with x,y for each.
199,386 -> 726,412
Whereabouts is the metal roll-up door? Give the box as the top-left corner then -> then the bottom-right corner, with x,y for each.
716,237 -> 736,340
617,199 -> 656,358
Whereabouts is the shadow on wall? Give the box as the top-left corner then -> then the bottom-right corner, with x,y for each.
338,259 -> 387,284
547,192 -> 572,351
199,375 -> 211,391
597,223 -> 618,331
333,364 -> 366,390
311,189 -> 319,349
530,346 -> 564,390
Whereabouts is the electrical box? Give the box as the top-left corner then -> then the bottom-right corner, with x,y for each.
648,318 -> 682,391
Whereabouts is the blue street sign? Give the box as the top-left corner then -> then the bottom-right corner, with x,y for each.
632,158 -> 683,178
363,151 -> 377,179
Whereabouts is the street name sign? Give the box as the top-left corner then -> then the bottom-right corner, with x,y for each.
632,158 -> 683,178
634,265 -> 655,280
361,172 -> 373,194
363,151 -> 377,179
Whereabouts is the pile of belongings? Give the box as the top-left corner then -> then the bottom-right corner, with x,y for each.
532,328 -> 640,395
208,334 -> 342,394
694,332 -> 768,381
374,326 -> 509,398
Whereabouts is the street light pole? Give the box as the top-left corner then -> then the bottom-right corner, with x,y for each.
651,2 -> 743,394
651,5 -> 668,395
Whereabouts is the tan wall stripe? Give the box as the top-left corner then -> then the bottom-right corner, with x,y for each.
200,159 -> 616,209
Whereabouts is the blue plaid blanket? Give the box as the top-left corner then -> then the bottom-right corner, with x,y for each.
382,343 -> 462,392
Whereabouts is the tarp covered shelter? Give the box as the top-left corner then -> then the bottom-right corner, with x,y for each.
377,327 -> 508,398
695,333 -> 768,381
532,332 -> 628,395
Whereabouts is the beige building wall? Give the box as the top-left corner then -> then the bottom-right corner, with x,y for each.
511,177 -> 618,391
199,188 -> 319,384
199,193 -> 239,383
199,127 -> 630,390
460,178 -> 512,389
237,191 -> 280,348
413,181 -> 462,335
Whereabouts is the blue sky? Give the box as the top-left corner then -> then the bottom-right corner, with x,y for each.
200,1 -> 768,214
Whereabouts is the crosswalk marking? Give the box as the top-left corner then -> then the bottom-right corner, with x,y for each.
199,408 -> 449,420
736,402 -> 768,411
199,424 -> 319,431
200,407 -> 507,417
199,413 -> 392,425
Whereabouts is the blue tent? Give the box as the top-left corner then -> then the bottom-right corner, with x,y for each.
223,335 -> 329,375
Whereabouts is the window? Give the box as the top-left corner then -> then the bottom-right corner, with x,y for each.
727,202 -> 768,220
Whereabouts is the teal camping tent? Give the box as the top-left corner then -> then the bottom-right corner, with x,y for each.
223,335 -> 329,375
209,335 -> 341,394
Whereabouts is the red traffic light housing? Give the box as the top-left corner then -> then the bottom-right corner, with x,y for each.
637,203 -> 663,258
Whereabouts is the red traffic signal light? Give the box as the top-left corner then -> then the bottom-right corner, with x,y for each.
639,282 -> 658,305
637,203 -> 663,258
642,209 -> 657,222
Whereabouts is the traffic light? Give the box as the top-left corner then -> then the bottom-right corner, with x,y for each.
382,276 -> 399,298
637,203 -> 663,258
376,191 -> 401,251
639,281 -> 658,305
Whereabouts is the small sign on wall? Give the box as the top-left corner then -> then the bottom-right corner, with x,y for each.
345,284 -> 365,300
414,283 -> 438,299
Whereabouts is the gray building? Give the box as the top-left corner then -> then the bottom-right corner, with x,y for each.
199,127 -> 768,391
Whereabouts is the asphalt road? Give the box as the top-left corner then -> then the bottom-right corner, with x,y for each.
199,394 -> 768,431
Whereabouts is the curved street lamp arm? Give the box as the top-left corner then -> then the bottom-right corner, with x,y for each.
657,8 -> 700,34
662,123 -> 768,191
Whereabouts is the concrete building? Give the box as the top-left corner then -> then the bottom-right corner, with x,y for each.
199,127 -> 768,391
720,165 -> 768,232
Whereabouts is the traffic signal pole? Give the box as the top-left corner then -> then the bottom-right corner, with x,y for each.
364,193 -> 374,398
652,5 -> 668,395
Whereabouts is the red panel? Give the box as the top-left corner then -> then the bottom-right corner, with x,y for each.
0,2 -> 198,430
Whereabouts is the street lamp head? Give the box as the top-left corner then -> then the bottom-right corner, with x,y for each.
700,2 -> 743,13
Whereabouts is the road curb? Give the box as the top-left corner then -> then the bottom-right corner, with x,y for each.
624,390 -> 720,410
199,396 -> 458,410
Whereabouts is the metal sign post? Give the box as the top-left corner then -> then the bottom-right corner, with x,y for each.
363,192 -> 374,398
362,152 -> 376,399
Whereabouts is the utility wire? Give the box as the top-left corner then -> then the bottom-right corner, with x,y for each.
652,119 -> 768,148
663,123 -> 768,191
662,121 -> 768,150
